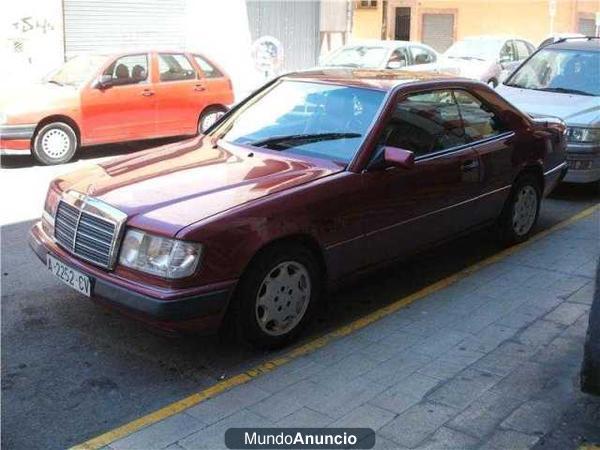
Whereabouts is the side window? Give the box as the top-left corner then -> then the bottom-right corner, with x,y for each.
380,90 -> 467,157
102,54 -> 148,86
387,48 -> 409,69
193,55 -> 223,78
500,41 -> 517,62
158,53 -> 196,82
514,40 -> 531,60
454,90 -> 508,142
410,46 -> 436,65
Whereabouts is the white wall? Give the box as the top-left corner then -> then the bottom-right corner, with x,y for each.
0,0 -> 64,87
184,0 -> 260,102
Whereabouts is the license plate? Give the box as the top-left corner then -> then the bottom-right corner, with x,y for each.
568,159 -> 592,170
47,254 -> 92,297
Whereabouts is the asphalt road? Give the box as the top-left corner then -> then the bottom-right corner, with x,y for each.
1,145 -> 598,449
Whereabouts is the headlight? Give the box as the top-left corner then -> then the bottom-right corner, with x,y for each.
566,127 -> 600,144
42,184 -> 61,234
118,229 -> 203,279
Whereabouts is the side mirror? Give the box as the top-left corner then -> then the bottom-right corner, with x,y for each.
387,60 -> 407,70
93,74 -> 113,89
384,146 -> 415,169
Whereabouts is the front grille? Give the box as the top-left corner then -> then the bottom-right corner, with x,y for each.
54,201 -> 116,268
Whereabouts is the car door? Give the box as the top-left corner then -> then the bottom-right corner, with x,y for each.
153,52 -> 207,137
360,89 -> 482,265
191,54 -> 234,107
80,53 -> 155,143
454,89 -> 515,223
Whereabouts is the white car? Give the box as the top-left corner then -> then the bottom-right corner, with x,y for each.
318,40 -> 456,73
443,35 -> 536,86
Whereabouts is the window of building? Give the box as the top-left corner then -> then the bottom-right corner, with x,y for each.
356,1 -> 377,9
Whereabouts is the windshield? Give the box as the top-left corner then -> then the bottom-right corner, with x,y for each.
322,46 -> 389,68
216,80 -> 385,164
444,39 -> 503,60
46,55 -> 106,86
506,48 -> 599,96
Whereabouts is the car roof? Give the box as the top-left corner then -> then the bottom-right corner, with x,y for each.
282,68 -> 469,91
543,38 -> 600,51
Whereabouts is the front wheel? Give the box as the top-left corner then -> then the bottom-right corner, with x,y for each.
32,122 -> 78,165
233,243 -> 321,348
498,174 -> 541,245
198,106 -> 227,134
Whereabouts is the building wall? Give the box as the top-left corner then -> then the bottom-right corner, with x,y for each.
353,0 -> 599,46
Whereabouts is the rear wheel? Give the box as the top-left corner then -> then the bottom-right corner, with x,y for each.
498,174 -> 541,245
233,243 -> 321,348
32,122 -> 78,165
198,106 -> 227,134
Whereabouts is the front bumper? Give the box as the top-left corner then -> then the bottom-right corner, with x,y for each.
28,221 -> 235,332
0,124 -> 35,155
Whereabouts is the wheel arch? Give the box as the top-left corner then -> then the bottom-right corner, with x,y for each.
517,164 -> 545,194
34,115 -> 81,145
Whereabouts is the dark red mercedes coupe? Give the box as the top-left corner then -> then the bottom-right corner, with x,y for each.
29,70 -> 567,347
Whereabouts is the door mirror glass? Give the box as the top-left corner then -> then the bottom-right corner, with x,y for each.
94,74 -> 114,89
384,146 -> 415,169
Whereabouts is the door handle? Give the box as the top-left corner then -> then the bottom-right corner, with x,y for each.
194,84 -> 206,92
461,159 -> 479,172
141,89 -> 154,97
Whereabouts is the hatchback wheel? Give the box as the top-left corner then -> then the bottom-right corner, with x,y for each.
33,122 -> 78,165
499,174 -> 541,245
198,106 -> 227,134
233,243 -> 320,348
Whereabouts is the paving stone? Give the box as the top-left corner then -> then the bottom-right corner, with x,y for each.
562,313 -> 591,339
426,368 -> 502,409
379,402 -> 458,448
565,281 -> 595,305
363,351 -> 432,387
250,358 -> 324,394
488,362 -> 553,400
371,435 -> 410,449
275,407 -> 333,427
516,319 -> 566,348
544,302 -> 589,326
330,404 -> 396,430
485,429 -> 540,450
248,379 -> 319,421
410,329 -> 471,357
415,426 -> 480,450
310,352 -> 379,385
447,390 -> 524,438
532,336 -> 584,368
178,409 -> 272,450
457,324 -> 516,353
417,351 -> 482,381
357,331 -> 423,362
185,383 -> 270,424
111,413 -> 205,449
501,399 -> 562,436
370,374 -> 440,414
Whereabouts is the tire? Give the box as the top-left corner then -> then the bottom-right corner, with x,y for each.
498,174 -> 541,245
197,106 -> 227,134
32,122 -> 78,165
232,243 -> 321,349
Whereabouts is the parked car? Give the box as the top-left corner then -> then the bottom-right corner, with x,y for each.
29,70 -> 567,347
0,51 -> 233,165
318,40 -> 453,73
497,38 -> 599,184
443,35 -> 536,87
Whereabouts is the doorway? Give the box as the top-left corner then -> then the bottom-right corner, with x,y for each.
395,7 -> 411,41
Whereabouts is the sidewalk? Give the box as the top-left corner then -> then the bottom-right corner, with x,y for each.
103,210 -> 600,450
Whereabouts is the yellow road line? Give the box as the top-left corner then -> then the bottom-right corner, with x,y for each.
72,204 -> 599,450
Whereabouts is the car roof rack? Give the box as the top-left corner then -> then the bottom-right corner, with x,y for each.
554,36 -> 600,44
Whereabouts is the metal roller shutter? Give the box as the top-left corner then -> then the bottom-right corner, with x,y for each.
422,13 -> 454,53
578,18 -> 596,37
63,0 -> 186,60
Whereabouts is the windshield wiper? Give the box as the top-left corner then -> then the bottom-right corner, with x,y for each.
537,87 -> 595,96
248,132 -> 362,149
47,80 -> 63,86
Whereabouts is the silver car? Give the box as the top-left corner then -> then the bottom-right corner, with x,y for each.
497,38 -> 599,184
444,35 -> 535,87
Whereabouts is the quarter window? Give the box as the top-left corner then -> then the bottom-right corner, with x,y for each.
454,90 -> 508,141
193,55 -> 223,78
381,90 -> 468,157
158,53 -> 196,82
102,54 -> 148,86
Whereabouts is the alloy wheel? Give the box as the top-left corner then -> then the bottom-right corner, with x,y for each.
512,185 -> 538,236
41,128 -> 71,159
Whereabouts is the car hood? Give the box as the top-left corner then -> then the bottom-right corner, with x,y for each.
1,82 -> 80,117
54,137 -> 343,236
496,84 -> 600,126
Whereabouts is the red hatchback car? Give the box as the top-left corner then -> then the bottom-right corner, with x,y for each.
29,70 -> 567,347
0,51 -> 233,165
